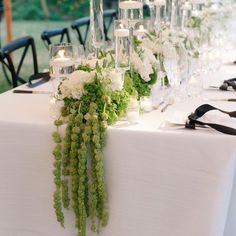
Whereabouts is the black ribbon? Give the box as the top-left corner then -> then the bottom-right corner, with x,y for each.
185,104 -> 236,136
220,78 -> 236,91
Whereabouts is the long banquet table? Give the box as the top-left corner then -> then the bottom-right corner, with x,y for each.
0,63 -> 236,236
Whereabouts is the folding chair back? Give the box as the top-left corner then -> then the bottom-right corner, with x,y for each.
41,27 -> 71,49
0,36 -> 39,88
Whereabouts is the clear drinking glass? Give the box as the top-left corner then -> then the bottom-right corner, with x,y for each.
74,44 -> 86,66
119,0 -> 143,20
49,43 -> 76,78
163,50 -> 188,101
114,20 -> 131,72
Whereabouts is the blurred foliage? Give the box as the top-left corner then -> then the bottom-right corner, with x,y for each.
12,0 -> 44,20
11,0 -> 118,21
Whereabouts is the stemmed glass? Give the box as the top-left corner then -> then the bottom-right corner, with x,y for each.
163,49 -> 188,102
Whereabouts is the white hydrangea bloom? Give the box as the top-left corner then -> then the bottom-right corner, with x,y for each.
102,68 -> 124,91
59,70 -> 95,100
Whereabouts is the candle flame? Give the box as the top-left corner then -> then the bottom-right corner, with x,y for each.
58,49 -> 65,58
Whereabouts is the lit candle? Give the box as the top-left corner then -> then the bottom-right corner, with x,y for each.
119,0 -> 143,9
182,2 -> 192,10
189,0 -> 205,4
50,49 -> 74,67
114,28 -> 130,37
133,24 -> 147,36
153,0 -> 165,6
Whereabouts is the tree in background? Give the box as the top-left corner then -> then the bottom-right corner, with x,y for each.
12,0 -> 117,21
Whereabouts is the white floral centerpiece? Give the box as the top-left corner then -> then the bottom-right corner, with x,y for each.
52,54 -> 131,236
188,3 -> 235,46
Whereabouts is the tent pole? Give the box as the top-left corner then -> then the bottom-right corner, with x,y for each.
4,0 -> 12,43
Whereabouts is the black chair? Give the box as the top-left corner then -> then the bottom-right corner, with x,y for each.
71,16 -> 90,48
41,27 -> 71,49
71,9 -> 117,48
0,35 -> 49,88
103,9 -> 117,41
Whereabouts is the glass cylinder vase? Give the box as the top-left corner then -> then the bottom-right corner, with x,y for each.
114,20 -> 130,72
180,1 -> 192,31
90,0 -> 105,53
154,0 -> 166,30
119,0 -> 143,20
165,0 -> 172,24
170,0 -> 181,29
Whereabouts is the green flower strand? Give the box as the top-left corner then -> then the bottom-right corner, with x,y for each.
88,104 -> 99,233
69,113 -> 81,227
61,120 -> 73,209
52,68 -> 133,236
76,115 -> 92,236
52,120 -> 64,227
90,105 -> 108,231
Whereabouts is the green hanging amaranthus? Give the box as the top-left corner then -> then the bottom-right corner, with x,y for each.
52,65 -> 130,236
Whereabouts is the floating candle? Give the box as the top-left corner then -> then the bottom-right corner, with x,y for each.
181,2 -> 192,10
133,24 -> 147,36
114,27 -> 130,37
189,0 -> 205,4
50,57 -> 74,67
119,0 -> 143,10
154,0 -> 165,6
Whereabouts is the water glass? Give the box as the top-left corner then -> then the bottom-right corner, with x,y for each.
74,44 -> 86,66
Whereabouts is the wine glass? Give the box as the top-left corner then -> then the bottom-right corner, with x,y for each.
163,49 -> 188,101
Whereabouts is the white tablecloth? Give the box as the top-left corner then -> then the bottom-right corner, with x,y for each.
0,65 -> 236,236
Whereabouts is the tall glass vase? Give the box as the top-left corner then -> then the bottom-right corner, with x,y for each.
154,0 -> 166,30
180,1 -> 192,31
170,0 -> 181,29
119,0 -> 143,20
90,0 -> 105,55
165,0 -> 172,25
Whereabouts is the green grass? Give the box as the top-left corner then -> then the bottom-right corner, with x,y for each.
0,20 -> 79,93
